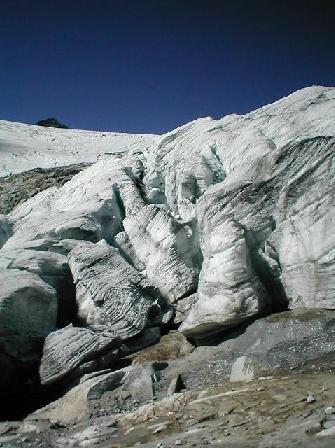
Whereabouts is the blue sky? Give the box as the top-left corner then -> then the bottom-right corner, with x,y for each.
1,0 -> 334,133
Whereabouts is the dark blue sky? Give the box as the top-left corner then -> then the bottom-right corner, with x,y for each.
1,0 -> 335,134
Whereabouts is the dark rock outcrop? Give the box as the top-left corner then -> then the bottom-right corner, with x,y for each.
35,118 -> 68,129
0,163 -> 90,215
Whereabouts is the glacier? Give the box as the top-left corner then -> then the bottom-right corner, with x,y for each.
0,85 -> 335,393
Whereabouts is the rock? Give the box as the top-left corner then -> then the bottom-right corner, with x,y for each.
121,364 -> 154,402
130,332 -> 194,365
0,422 -> 20,436
0,164 -> 90,214
81,369 -> 127,401
121,327 -> 161,356
226,309 -> 335,376
39,325 -> 120,385
68,239 -> 161,337
32,365 -> 155,424
119,392 -> 192,428
167,374 -> 185,396
230,356 -> 255,382
153,310 -> 335,393
32,370 -> 125,424
150,344 -> 233,398
22,348 -> 335,448
315,425 -> 335,437
0,269 -> 57,384
325,406 -> 335,415
0,214 -> 12,248
35,118 -> 69,129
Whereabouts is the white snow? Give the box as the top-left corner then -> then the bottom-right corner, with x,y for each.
0,120 -> 159,176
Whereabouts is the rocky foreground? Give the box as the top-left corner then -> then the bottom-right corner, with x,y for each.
1,310 -> 335,447
0,86 -> 335,447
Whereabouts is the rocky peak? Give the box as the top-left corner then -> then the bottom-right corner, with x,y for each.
35,117 -> 69,129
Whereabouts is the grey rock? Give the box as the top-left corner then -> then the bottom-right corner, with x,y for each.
32,369 -> 126,423
166,374 -> 185,396
122,364 -> 154,402
81,369 -> 127,401
35,118 -> 68,129
0,163 -> 89,215
130,331 -> 194,366
315,425 -> 335,437
154,310 -> 335,393
230,356 -> 255,382
121,327 -> 161,356
226,309 -> 335,372
0,214 -> 12,248
33,365 -> 154,424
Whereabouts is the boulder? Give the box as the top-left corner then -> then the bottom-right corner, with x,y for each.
32,370 -> 125,424
227,309 -> 335,379
121,364 -> 154,402
32,365 -> 155,424
154,310 -> 335,393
